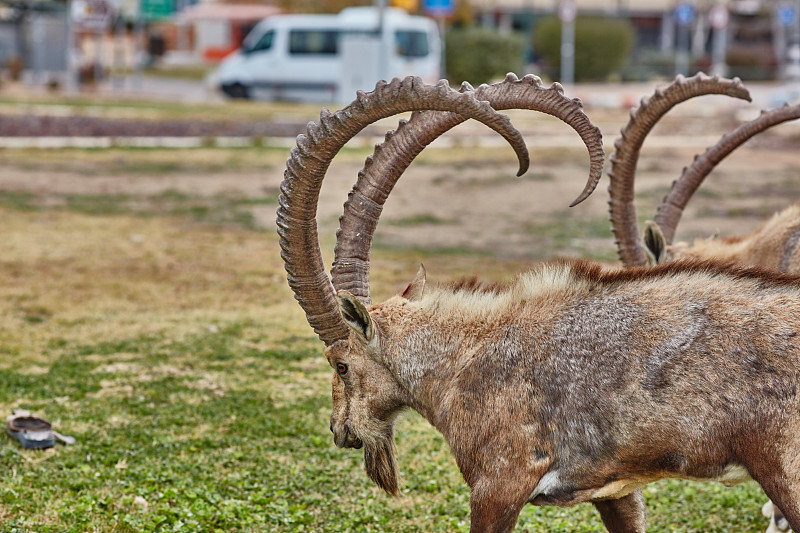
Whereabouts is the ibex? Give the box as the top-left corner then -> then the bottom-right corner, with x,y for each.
642,205 -> 800,272
277,75 -> 800,532
606,73 -> 800,272
607,73 -> 800,533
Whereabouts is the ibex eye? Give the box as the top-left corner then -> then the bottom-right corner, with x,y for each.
336,362 -> 348,375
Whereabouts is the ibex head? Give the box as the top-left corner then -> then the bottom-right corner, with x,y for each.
276,74 -> 605,493
326,266 -> 426,495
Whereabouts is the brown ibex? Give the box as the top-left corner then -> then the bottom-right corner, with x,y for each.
607,74 -> 800,272
277,75 -> 800,532
608,73 -> 800,533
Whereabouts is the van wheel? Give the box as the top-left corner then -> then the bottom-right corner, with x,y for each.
223,83 -> 250,99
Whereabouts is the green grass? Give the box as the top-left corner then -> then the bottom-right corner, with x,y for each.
522,212 -> 618,262
143,66 -> 215,80
0,308 -> 773,532
0,189 -> 277,231
0,195 -> 777,532
0,91 -> 323,123
386,213 -> 457,227
0,145 -> 378,177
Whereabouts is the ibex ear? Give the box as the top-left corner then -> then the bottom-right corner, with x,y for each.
401,264 -> 426,301
642,220 -> 667,266
338,291 -> 374,342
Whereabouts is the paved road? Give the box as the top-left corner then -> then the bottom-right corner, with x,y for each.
97,74 -> 223,103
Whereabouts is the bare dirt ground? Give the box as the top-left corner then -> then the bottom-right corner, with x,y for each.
0,101 -> 798,264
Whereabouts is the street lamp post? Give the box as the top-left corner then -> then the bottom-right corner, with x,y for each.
558,0 -> 576,86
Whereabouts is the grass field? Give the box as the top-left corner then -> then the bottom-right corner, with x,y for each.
0,92 -> 794,532
0,199 -> 774,533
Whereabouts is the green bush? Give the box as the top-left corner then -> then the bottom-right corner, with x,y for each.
445,27 -> 525,85
534,16 -> 634,82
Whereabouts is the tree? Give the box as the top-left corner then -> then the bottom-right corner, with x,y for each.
534,15 -> 634,82
446,27 -> 524,85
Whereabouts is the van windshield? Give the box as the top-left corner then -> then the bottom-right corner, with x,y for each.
395,30 -> 429,58
244,30 -> 274,54
289,30 -> 339,55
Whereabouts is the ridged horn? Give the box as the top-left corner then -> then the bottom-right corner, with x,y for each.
332,72 -> 605,303
607,72 -> 751,267
654,103 -> 800,244
276,76 -> 530,345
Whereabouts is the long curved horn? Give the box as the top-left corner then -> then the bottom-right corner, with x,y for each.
276,76 -> 530,345
654,103 -> 800,244
607,73 -> 751,267
332,73 -> 605,303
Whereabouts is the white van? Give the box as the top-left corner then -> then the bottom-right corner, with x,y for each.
213,6 -> 441,103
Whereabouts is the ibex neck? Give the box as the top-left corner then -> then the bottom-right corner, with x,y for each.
380,308 -> 513,429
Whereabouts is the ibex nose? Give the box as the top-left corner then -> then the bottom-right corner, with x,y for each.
332,421 -> 363,449
333,425 -> 348,448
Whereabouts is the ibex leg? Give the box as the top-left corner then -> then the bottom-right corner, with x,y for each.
764,487 -> 800,532
592,489 -> 647,533
752,458 -> 800,532
468,483 -> 528,533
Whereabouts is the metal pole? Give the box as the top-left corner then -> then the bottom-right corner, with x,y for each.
438,15 -> 446,80
559,1 -> 576,86
709,4 -> 729,78
710,24 -> 727,77
673,3 -> 694,76
133,0 -> 144,90
66,0 -> 78,92
376,0 -> 389,81
560,18 -> 574,85
675,24 -> 689,75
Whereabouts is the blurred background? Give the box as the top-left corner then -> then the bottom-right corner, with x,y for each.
0,0 -> 799,102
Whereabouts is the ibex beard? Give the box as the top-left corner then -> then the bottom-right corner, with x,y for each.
325,259 -> 800,533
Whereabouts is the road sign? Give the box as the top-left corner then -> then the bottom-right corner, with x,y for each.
778,3 -> 797,27
675,2 -> 695,26
709,4 -> 729,30
141,0 -> 174,21
423,0 -> 454,17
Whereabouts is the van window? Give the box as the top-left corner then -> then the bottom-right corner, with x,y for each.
289,30 -> 339,55
395,30 -> 429,58
248,30 -> 274,53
